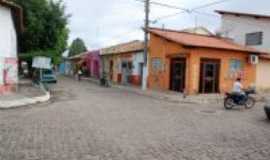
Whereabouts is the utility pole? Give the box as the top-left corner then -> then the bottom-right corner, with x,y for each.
142,0 -> 150,90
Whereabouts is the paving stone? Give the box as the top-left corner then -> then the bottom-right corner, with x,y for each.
0,76 -> 269,160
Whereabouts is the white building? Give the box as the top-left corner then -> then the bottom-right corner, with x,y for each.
217,10 -> 270,52
0,0 -> 23,93
217,10 -> 270,91
181,26 -> 214,36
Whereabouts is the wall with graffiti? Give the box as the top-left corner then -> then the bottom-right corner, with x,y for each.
0,5 -> 18,93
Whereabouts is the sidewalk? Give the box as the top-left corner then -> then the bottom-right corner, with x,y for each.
117,85 -> 270,104
78,76 -> 224,104
0,82 -> 50,109
114,85 -> 225,104
78,76 -> 267,104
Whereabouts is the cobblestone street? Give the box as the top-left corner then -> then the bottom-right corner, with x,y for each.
0,77 -> 270,160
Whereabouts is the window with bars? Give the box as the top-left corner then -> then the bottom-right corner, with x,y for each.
230,59 -> 243,72
245,32 -> 263,46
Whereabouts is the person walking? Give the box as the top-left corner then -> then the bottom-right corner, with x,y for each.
78,69 -> 82,81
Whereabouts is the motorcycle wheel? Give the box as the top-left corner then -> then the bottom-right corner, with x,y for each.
224,98 -> 234,110
245,97 -> 255,109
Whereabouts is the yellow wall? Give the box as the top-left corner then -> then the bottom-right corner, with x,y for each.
256,59 -> 270,91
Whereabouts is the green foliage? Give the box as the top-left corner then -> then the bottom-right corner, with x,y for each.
19,50 -> 61,64
13,0 -> 70,64
68,38 -> 87,57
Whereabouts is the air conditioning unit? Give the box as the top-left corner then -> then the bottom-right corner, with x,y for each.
249,54 -> 259,65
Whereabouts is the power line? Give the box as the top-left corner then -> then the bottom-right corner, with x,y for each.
152,11 -> 187,23
102,28 -> 141,43
104,0 -> 232,37
193,10 -> 270,28
134,0 -> 188,12
140,0 -> 233,22
191,0 -> 232,11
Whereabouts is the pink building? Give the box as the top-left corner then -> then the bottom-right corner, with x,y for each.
82,50 -> 101,79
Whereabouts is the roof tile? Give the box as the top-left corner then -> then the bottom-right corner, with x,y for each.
148,27 -> 267,54
101,40 -> 144,55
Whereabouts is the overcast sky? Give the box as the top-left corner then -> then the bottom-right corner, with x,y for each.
63,0 -> 270,50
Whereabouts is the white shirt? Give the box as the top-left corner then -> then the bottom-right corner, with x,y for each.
232,81 -> 243,93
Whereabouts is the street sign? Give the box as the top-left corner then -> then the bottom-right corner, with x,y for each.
32,56 -> 52,69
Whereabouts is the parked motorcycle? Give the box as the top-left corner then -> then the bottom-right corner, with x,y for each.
100,72 -> 111,88
224,89 -> 256,110
264,105 -> 270,120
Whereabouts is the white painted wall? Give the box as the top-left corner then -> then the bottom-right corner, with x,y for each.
220,14 -> 270,51
0,5 -> 18,85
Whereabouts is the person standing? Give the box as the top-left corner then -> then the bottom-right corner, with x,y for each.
78,69 -> 82,81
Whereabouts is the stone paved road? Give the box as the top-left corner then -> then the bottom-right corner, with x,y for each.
0,77 -> 270,160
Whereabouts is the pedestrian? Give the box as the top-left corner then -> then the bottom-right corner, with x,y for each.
78,69 -> 82,81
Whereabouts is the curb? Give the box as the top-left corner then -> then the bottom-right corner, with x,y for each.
81,77 -> 100,85
113,85 -> 224,105
0,83 -> 51,109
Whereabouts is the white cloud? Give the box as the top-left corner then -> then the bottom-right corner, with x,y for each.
63,0 -> 270,49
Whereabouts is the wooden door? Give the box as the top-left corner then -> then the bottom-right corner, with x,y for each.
199,59 -> 220,93
170,58 -> 186,92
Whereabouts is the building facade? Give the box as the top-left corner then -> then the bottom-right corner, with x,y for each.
147,28 -> 264,95
217,10 -> 270,52
0,0 -> 23,94
255,55 -> 270,91
83,50 -> 101,79
217,10 -> 270,90
68,50 -> 101,79
181,26 -> 213,36
101,40 -> 145,86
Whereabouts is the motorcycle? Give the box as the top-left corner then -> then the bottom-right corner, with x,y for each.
100,72 -> 111,88
224,89 -> 256,110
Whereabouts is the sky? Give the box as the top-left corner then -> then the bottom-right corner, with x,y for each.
63,0 -> 270,50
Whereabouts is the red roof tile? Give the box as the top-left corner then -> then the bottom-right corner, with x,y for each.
148,27 -> 267,54
101,40 -> 144,55
259,54 -> 270,60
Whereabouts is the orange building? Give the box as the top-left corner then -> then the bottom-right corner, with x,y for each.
147,28 -> 267,95
101,41 -> 145,86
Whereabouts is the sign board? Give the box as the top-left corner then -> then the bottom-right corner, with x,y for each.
32,56 -> 52,69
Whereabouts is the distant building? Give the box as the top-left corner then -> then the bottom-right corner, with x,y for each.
101,40 -> 145,86
83,50 -> 101,79
181,26 -> 213,36
0,0 -> 23,94
68,50 -> 101,79
216,10 -> 270,52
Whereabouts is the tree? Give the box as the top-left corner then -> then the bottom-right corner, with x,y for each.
13,0 -> 70,64
68,38 -> 87,57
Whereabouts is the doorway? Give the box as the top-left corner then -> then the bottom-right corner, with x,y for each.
199,59 -> 220,93
139,62 -> 144,85
121,61 -> 132,85
109,60 -> 114,80
170,58 -> 186,92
